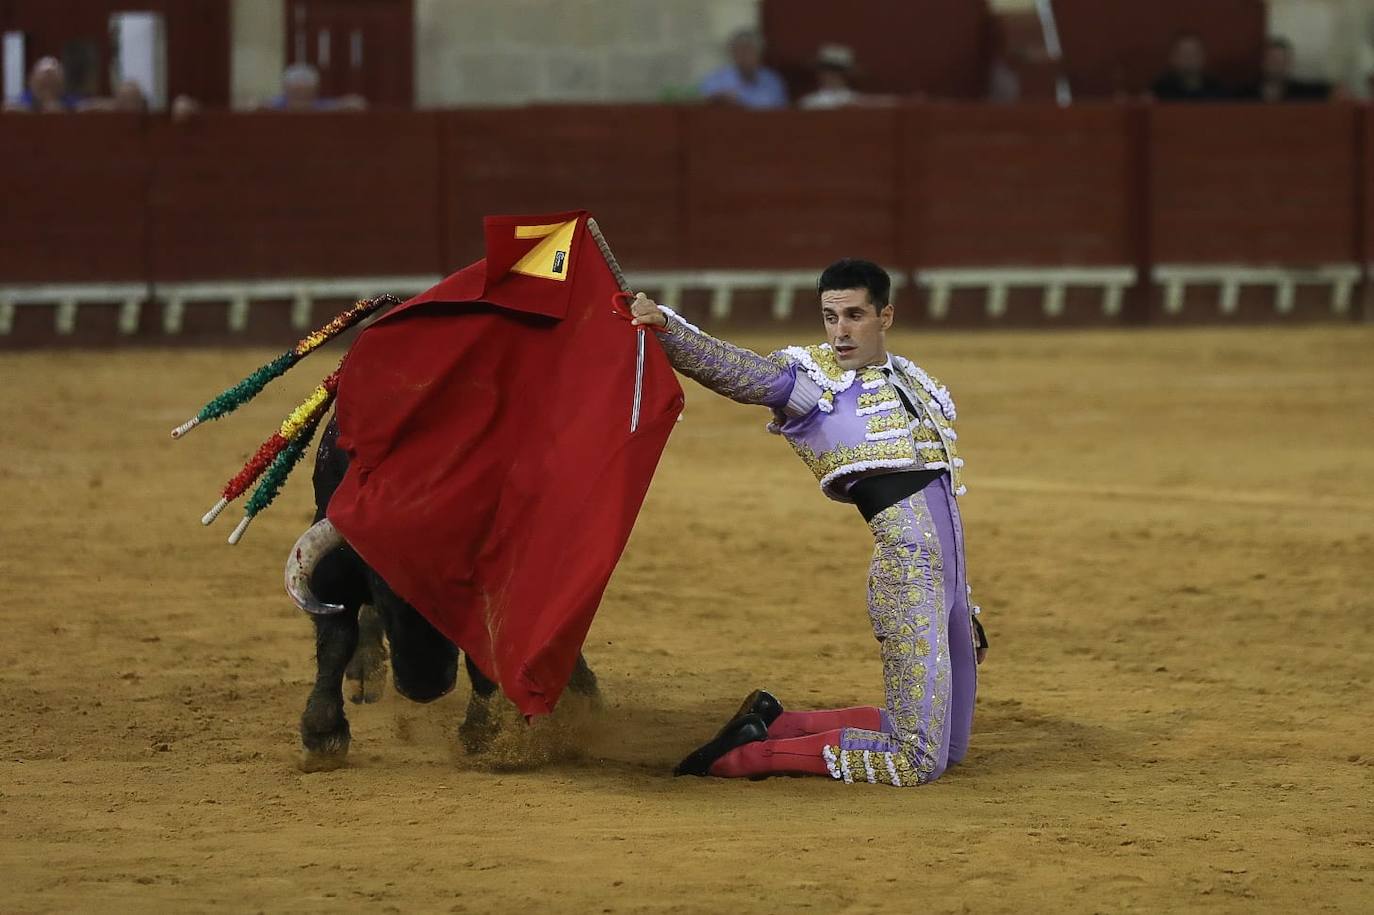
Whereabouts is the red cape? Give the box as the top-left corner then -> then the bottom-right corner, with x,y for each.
327,211 -> 683,716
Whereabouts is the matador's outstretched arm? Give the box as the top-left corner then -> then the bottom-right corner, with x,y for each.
627,293 -> 795,410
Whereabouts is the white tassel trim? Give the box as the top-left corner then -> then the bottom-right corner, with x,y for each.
924,461 -> 951,471
862,750 -> 877,784
866,429 -> 909,442
779,345 -> 856,395
820,457 -> 915,493
861,378 -> 885,390
856,399 -> 902,416
922,419 -> 957,440
838,750 -> 854,784
822,745 -> 841,780
892,355 -> 957,421
885,754 -> 902,786
658,305 -> 702,335
955,485 -> 967,496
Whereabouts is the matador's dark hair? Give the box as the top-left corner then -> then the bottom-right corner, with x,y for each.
817,258 -> 891,308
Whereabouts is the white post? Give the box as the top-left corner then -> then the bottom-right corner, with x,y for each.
709,284 -> 730,321
771,283 -> 793,321
109,12 -> 167,110
118,296 -> 142,334
928,283 -> 951,321
2,32 -> 24,104
1219,279 -> 1240,316
1042,282 -> 1065,318
55,298 -> 78,334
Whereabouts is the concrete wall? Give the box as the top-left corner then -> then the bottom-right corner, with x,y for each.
1269,0 -> 1374,95
414,0 -> 756,106
230,0 -> 284,109
226,0 -> 1374,108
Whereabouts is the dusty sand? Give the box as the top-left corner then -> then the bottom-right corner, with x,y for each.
2,327 -> 1372,913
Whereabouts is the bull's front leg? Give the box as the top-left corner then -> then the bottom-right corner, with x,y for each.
458,654 -> 501,754
299,609 -> 359,771
344,603 -> 387,704
568,653 -> 602,703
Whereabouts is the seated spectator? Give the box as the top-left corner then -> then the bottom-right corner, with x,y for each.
1237,38 -> 1332,102
1150,32 -> 1227,101
170,94 -> 202,123
3,57 -> 81,113
798,44 -> 897,109
260,63 -> 367,112
77,79 -> 150,113
698,29 -> 788,110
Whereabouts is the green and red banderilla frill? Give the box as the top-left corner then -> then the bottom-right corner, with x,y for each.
168,294 -> 395,439
171,293 -> 398,544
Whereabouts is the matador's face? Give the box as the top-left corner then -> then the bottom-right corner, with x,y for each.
821,288 -> 894,370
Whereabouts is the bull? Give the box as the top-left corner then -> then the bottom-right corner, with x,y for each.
285,416 -> 601,770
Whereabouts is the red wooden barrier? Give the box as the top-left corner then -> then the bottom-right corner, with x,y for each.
0,114 -> 149,282
902,104 -> 1134,266
441,106 -> 684,270
0,104 -> 1368,291
145,112 -> 443,280
681,107 -> 901,268
1150,105 -> 1359,264
760,0 -> 992,100
1053,0 -> 1265,97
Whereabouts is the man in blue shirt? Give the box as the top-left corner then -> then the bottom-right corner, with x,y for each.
697,29 -> 788,109
4,57 -> 81,113
261,63 -> 367,112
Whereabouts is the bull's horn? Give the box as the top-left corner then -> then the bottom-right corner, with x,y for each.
284,519 -> 347,615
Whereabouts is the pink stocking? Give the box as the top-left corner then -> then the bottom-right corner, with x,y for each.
767,707 -> 892,739
709,729 -> 841,779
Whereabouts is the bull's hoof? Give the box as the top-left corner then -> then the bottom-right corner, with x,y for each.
345,657 -> 387,704
346,605 -> 389,705
458,696 -> 501,755
300,695 -> 351,764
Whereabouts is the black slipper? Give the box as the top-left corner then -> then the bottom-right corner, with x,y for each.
673,714 -> 769,777
732,689 -> 784,728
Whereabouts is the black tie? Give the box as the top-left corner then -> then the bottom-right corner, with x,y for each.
883,368 -> 919,418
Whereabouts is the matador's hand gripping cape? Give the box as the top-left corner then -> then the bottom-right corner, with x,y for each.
327,211 -> 683,716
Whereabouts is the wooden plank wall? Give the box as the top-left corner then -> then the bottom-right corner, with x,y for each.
1053,0 -> 1266,97
0,114 -> 150,282
0,103 -> 1367,283
145,112 -> 443,280
1150,105 -> 1359,265
759,0 -> 992,100
902,104 -> 1134,267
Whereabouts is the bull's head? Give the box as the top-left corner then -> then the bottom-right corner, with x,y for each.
285,519 -> 348,615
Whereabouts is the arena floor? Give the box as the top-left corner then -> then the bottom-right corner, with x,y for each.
3,326 -> 1372,913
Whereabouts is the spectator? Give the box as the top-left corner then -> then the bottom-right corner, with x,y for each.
1238,38 -> 1332,102
261,63 -> 367,112
170,94 -> 202,123
77,79 -> 150,113
799,44 -> 859,109
697,29 -> 788,109
1150,32 -> 1227,101
798,44 -> 897,109
3,56 -> 81,113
